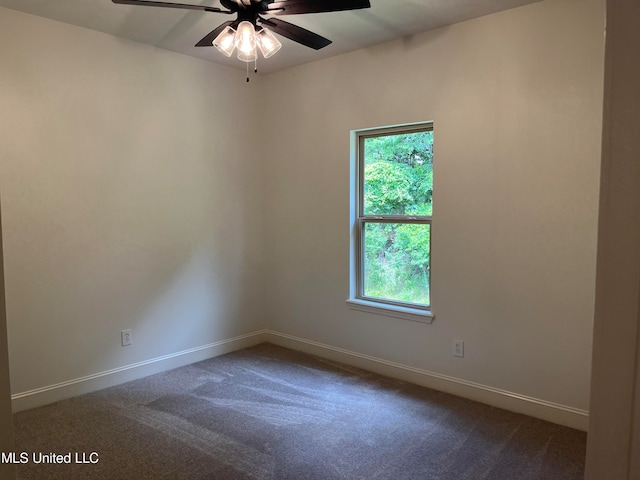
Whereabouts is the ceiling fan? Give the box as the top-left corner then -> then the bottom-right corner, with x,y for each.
112,0 -> 371,76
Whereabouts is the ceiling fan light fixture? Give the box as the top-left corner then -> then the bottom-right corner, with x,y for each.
237,44 -> 258,62
256,28 -> 282,58
212,25 -> 237,57
235,21 -> 258,62
111,0 -> 373,76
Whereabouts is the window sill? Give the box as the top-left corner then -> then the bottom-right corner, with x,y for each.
346,299 -> 434,324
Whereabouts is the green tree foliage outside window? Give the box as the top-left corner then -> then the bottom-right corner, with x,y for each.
361,129 -> 433,307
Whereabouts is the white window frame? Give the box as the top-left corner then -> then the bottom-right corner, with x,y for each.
347,122 -> 435,324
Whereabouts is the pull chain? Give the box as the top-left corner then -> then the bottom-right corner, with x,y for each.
245,58 -> 258,83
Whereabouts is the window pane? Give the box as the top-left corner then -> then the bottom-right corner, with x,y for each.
363,222 -> 430,306
363,130 -> 433,216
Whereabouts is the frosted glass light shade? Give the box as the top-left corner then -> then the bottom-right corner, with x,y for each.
212,26 -> 237,57
256,28 -> 282,58
235,21 -> 257,62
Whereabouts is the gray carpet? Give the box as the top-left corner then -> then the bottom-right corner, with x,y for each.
13,343 -> 586,479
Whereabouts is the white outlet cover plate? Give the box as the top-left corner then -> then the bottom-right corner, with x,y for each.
121,329 -> 132,347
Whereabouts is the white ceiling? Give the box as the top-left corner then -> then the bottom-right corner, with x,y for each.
0,0 -> 540,74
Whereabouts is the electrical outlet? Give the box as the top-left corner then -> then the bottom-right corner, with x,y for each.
121,329 -> 132,347
453,339 -> 464,357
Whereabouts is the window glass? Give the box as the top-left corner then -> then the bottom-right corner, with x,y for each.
363,131 -> 433,216
363,222 -> 431,306
356,125 -> 433,310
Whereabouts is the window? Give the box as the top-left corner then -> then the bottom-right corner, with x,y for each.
348,123 -> 434,323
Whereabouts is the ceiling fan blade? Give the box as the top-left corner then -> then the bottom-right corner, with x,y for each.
195,21 -> 236,47
260,17 -> 331,50
111,0 -> 226,14
266,0 -> 370,15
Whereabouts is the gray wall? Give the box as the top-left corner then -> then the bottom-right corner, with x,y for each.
586,0 -> 640,477
0,204 -> 15,479
0,8 -> 265,399
260,0 -> 604,414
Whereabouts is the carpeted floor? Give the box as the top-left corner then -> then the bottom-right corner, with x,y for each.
12,343 -> 586,479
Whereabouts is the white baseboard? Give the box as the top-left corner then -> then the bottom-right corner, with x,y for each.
11,330 -> 267,413
262,330 -> 589,431
12,329 -> 589,432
